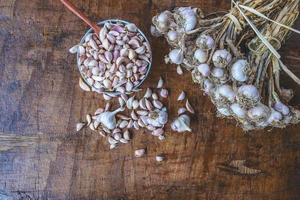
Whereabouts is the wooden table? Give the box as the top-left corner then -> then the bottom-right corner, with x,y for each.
1,0 -> 300,199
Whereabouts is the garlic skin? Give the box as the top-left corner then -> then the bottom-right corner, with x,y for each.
247,104 -> 270,122
231,59 -> 250,82
96,107 -> 125,130
230,103 -> 247,118
196,34 -> 215,50
274,101 -> 290,115
194,49 -> 208,63
171,114 -> 191,132
237,85 -> 260,106
212,49 -> 232,68
178,7 -> 197,31
168,49 -> 184,64
167,30 -> 178,41
197,64 -> 210,77
216,84 -> 236,102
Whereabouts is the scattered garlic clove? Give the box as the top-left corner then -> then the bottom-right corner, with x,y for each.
103,93 -> 112,101
152,93 -> 158,100
152,128 -> 164,136
76,122 -> 86,131
177,66 -> 183,75
177,91 -> 186,101
123,130 -> 131,140
144,88 -> 152,98
157,77 -> 164,88
79,78 -> 91,91
185,99 -> 195,114
135,148 -> 146,157
132,100 -> 139,109
69,45 -> 78,54
156,155 -> 164,162
86,114 -> 92,126
178,107 -> 187,115
160,88 -> 168,98
153,100 -> 163,109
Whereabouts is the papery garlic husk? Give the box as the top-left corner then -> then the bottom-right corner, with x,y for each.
212,49 -> 232,68
196,34 -> 215,50
168,49 -> 184,64
230,103 -> 247,119
197,64 -> 210,77
194,49 -> 208,63
274,101 -> 290,115
96,107 -> 125,130
177,7 -> 197,31
171,114 -> 191,132
231,59 -> 250,82
155,10 -> 173,32
146,108 -> 168,128
247,104 -> 271,123
237,85 -> 260,107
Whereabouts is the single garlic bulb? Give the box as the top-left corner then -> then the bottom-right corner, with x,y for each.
203,79 -> 214,94
216,84 -> 236,102
196,34 -> 215,50
150,25 -> 162,37
274,101 -> 290,115
177,7 -> 197,31
194,49 -> 208,63
212,49 -> 232,68
247,104 -> 270,122
197,63 -> 210,77
231,59 -> 250,82
146,108 -> 168,128
211,67 -> 225,78
167,30 -> 178,41
237,85 -> 260,107
168,49 -> 184,64
96,107 -> 125,130
268,109 -> 283,124
171,114 -> 191,132
230,103 -> 247,118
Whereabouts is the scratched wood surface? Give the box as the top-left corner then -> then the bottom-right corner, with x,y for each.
1,0 -> 300,199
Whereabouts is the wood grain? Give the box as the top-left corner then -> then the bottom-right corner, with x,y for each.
0,0 -> 300,199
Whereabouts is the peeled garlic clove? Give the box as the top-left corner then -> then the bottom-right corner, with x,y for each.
231,59 -> 250,82
135,148 -> 146,157
76,122 -> 86,131
177,66 -> 183,75
196,34 -> 215,50
168,49 -> 183,64
177,91 -> 186,101
152,93 -> 158,100
194,49 -> 208,63
144,88 -> 152,98
178,107 -> 187,115
156,155 -> 164,162
108,136 -> 118,145
185,99 -> 195,114
197,64 -> 210,77
86,114 -> 92,125
153,100 -> 163,109
69,45 -> 78,54
160,88 -> 168,98
212,49 -> 232,68
79,78 -> 91,91
157,77 -> 164,89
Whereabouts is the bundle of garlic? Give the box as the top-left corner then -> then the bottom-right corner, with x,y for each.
151,0 -> 300,131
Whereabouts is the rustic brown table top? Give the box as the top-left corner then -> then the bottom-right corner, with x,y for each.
1,0 -> 300,199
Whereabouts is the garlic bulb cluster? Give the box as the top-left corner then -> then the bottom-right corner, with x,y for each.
151,4 -> 300,131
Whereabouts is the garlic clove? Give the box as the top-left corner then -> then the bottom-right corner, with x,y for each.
185,99 -> 195,114
157,77 -> 164,88
178,107 -> 187,115
69,45 -> 78,54
160,88 -> 169,98
177,91 -> 186,101
76,122 -> 86,131
177,66 -> 183,75
135,148 -> 146,157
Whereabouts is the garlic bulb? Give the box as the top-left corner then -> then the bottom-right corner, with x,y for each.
247,104 -> 270,122
96,107 -> 125,130
268,109 -> 283,123
230,103 -> 247,118
203,79 -> 214,94
194,49 -> 208,63
171,114 -> 191,132
211,67 -> 225,78
237,85 -> 260,107
178,7 -> 197,31
274,101 -> 290,115
169,49 -> 184,64
157,11 -> 171,24
212,49 -> 232,68
231,59 -> 250,82
196,34 -> 215,50
197,63 -> 210,77
146,108 -> 168,128
216,84 -> 236,102
167,30 -> 178,41
150,25 -> 162,37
